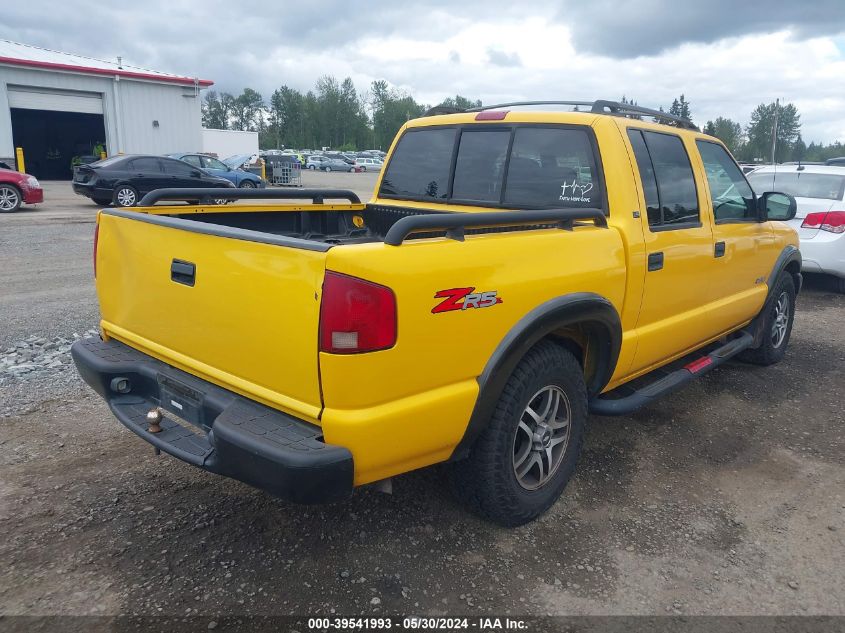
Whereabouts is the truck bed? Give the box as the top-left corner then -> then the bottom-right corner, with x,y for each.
134,189 -> 605,249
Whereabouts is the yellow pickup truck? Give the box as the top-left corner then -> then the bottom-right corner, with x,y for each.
72,100 -> 801,526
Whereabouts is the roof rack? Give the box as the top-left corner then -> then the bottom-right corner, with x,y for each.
422,105 -> 465,117
460,99 -> 698,131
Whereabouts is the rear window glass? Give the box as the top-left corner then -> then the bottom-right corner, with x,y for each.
379,125 -> 603,210
380,128 -> 456,199
505,128 -> 600,208
452,130 -> 510,202
747,172 -> 845,201
93,156 -> 128,168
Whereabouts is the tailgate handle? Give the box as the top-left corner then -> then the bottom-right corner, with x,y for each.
171,259 -> 196,286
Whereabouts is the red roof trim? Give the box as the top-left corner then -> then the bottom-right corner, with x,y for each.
0,56 -> 214,87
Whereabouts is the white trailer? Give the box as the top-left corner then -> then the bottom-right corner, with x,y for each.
201,128 -> 258,159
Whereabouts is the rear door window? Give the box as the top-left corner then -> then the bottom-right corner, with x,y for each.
633,131 -> 700,229
181,155 -> 203,168
379,128 -> 456,199
129,157 -> 162,172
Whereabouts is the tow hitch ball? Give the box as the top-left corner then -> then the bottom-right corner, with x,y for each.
146,408 -> 163,434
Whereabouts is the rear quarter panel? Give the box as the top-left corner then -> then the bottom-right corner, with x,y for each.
320,226 -> 626,484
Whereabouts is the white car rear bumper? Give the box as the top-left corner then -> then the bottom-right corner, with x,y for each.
799,229 -> 845,278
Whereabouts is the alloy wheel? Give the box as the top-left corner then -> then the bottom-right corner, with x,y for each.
771,291 -> 790,348
0,186 -> 20,211
512,385 -> 571,490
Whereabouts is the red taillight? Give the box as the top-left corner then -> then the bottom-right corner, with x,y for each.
319,272 -> 396,354
93,223 -> 100,277
802,211 -> 845,234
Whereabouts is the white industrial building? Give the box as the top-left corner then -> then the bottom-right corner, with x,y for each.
0,40 -> 213,179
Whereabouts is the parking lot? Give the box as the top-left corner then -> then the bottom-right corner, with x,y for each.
1,174 -> 843,619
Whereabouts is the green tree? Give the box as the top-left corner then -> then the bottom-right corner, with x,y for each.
790,134 -> 807,162
369,80 -> 426,150
438,95 -> 482,110
201,91 -> 234,129
230,88 -> 265,132
703,117 -> 744,155
668,94 -> 692,124
744,101 -> 800,163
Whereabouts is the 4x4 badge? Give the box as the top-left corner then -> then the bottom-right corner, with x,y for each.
432,287 -> 503,314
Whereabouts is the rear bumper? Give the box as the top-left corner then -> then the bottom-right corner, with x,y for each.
71,337 -> 353,504
799,230 -> 845,277
72,182 -> 95,197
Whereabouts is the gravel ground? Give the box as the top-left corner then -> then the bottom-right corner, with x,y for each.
1,180 -> 843,620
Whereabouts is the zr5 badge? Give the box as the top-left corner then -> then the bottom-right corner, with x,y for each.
432,287 -> 503,314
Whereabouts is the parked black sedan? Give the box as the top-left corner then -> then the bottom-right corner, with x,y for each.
72,154 -> 235,207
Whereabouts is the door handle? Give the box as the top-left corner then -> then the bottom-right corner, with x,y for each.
647,252 -> 664,271
171,259 -> 196,286
714,241 -> 726,258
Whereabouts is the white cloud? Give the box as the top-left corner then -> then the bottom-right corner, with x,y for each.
2,2 -> 844,142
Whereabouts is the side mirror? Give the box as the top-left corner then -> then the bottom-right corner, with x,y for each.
758,191 -> 797,221
190,170 -> 202,178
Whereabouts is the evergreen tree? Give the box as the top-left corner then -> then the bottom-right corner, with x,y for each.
744,101 -> 800,163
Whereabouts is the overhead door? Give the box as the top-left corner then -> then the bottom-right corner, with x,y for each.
7,87 -> 103,114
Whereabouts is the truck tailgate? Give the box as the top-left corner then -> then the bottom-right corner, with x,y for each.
95,210 -> 326,421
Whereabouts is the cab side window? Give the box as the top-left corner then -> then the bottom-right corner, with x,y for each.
696,140 -> 756,222
628,129 -> 700,230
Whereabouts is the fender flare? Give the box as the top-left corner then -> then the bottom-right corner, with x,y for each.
767,245 -> 802,292
451,292 -> 622,459
750,245 -> 802,347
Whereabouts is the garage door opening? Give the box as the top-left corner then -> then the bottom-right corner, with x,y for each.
10,108 -> 107,180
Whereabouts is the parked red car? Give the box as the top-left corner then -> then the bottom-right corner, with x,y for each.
0,167 -> 44,212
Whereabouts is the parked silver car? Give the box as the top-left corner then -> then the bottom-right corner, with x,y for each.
305,156 -> 354,172
355,157 -> 383,172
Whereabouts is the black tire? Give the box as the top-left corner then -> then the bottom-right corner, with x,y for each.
449,340 -> 587,526
308,165 -> 316,170
325,166 -> 332,172
0,184 -> 23,212
112,185 -> 138,207
837,276 -> 845,295
240,180 -> 256,189
738,273 -> 796,366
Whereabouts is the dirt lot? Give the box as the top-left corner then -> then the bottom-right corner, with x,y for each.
1,179 -> 843,621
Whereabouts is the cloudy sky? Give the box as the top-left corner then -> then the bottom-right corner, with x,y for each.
3,1 -> 845,142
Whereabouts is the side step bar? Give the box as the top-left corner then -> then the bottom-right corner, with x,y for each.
589,331 -> 754,416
